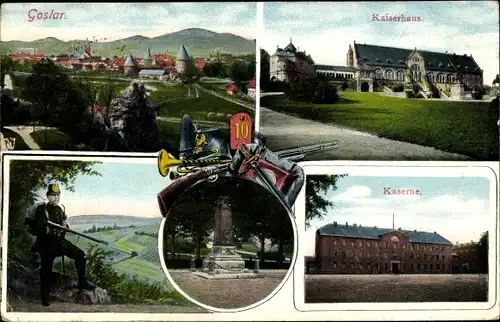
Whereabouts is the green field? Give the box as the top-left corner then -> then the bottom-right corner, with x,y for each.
261,93 -> 499,160
152,82 -> 253,121
65,225 -> 170,288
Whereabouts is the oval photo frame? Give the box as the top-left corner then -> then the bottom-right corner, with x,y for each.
157,177 -> 298,313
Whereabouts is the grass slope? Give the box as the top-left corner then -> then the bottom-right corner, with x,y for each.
261,93 -> 499,160
65,224 -> 169,287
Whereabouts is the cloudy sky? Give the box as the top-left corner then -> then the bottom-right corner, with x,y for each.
31,159 -> 172,219
304,174 -> 493,256
1,2 -> 257,41
263,1 -> 499,84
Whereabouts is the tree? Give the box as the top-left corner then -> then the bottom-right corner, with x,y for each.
23,58 -> 72,128
1,55 -> 14,84
313,80 -> 339,104
305,174 -> 347,229
341,81 -> 348,92
493,74 -> 500,86
7,160 -> 101,273
477,231 -> 488,273
230,61 -> 253,87
260,49 -> 270,92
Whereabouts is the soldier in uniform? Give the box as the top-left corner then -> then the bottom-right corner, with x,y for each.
30,184 -> 96,306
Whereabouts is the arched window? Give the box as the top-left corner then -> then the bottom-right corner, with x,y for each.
428,73 -> 435,83
411,64 -> 421,82
396,70 -> 405,81
374,68 -> 383,79
385,69 -> 394,80
436,73 -> 444,83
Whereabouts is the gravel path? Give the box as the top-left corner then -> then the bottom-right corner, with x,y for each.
169,269 -> 288,310
3,125 -> 57,150
259,106 -> 473,161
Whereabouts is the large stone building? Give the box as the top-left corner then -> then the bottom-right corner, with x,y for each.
312,221 -> 453,274
269,38 -> 315,82
270,39 -> 484,95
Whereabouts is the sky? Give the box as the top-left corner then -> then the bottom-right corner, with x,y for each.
304,175 -> 493,255
263,1 -> 500,85
0,2 -> 257,41
33,159 -> 173,219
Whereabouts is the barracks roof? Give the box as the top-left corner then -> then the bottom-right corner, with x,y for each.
317,223 -> 453,245
353,43 -> 482,74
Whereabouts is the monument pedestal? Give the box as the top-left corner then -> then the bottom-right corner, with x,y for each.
191,196 -> 263,280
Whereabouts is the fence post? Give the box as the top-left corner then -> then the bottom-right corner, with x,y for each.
190,256 -> 196,271
253,257 -> 259,274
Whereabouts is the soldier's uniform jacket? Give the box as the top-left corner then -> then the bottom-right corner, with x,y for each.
32,203 -> 69,253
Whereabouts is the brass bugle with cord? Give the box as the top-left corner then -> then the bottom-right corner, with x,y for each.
157,149 -> 232,178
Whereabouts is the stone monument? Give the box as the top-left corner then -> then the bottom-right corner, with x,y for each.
192,196 -> 263,279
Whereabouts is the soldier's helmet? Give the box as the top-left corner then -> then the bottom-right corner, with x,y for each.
46,183 -> 61,195
179,114 -> 232,161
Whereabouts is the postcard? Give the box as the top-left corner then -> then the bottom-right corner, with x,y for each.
258,1 -> 499,161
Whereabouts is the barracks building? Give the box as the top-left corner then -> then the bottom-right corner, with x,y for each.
312,221 -> 453,274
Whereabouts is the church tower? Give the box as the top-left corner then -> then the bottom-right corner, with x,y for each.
175,44 -> 190,74
346,44 -> 354,67
143,47 -> 154,66
123,53 -> 138,75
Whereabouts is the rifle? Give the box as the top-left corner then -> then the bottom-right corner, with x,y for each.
276,142 -> 339,162
47,220 -> 109,246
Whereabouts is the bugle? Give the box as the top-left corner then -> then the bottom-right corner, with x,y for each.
157,163 -> 230,218
157,149 -> 232,179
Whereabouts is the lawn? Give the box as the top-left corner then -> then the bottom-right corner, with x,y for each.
113,257 -> 170,285
261,93 -> 499,160
151,82 -> 253,121
1,129 -> 30,150
30,129 -> 74,150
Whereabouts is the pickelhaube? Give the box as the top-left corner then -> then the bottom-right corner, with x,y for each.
179,114 -> 232,160
46,183 -> 61,195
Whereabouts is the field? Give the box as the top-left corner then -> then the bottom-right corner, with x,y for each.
304,274 -> 489,303
64,223 -> 171,286
261,93 -> 499,160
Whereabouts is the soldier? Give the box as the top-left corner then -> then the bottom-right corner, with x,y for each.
27,183 -> 95,306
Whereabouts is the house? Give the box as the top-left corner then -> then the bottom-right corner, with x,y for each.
138,69 -> 168,80
226,83 -> 239,95
247,76 -> 258,100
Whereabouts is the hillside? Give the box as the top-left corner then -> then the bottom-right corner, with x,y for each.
67,215 -> 161,232
0,28 -> 256,57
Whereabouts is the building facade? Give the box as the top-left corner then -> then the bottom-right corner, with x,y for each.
313,222 -> 453,274
269,39 -> 315,83
270,40 -> 484,94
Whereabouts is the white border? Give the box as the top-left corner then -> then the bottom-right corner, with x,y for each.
292,161 -> 499,320
254,1 -> 263,131
158,204 -> 298,313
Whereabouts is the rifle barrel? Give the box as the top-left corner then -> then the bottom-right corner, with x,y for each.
47,221 -> 109,245
276,142 -> 339,159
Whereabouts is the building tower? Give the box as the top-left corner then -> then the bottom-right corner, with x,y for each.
175,44 -> 190,74
123,53 -> 138,75
143,48 -> 154,66
346,44 -> 354,67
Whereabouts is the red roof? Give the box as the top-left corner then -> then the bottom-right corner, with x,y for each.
93,104 -> 105,117
249,76 -> 256,89
226,83 -> 238,92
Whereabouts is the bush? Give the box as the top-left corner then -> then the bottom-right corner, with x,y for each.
391,83 -> 405,92
285,77 -> 339,104
86,245 -> 183,304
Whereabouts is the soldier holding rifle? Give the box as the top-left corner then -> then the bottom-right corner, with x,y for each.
25,183 -> 96,307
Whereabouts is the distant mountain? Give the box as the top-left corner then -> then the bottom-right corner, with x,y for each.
0,27 -> 256,58
67,215 -> 161,232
